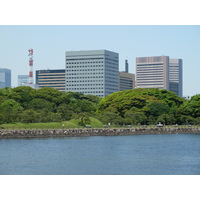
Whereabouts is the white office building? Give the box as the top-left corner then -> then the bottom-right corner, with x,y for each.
136,56 -> 183,97
18,75 -> 29,86
65,50 -> 119,97
136,56 -> 169,90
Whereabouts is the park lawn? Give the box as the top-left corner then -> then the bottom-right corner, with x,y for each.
1,117 -> 103,130
69,117 -> 103,128
1,121 -> 77,130
1,122 -> 64,130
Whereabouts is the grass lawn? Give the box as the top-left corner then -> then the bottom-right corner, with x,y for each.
1,117 -> 103,130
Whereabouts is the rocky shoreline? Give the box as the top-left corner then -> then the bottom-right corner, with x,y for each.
0,127 -> 200,139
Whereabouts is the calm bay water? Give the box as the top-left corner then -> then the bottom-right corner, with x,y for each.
0,133 -> 200,175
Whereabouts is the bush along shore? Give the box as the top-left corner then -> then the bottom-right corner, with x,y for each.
0,127 -> 200,139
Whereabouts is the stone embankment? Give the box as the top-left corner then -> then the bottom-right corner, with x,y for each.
0,127 -> 200,139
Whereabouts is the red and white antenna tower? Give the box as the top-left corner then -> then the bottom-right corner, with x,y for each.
28,48 -> 34,84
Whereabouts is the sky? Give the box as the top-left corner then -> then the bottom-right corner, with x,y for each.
0,25 -> 199,96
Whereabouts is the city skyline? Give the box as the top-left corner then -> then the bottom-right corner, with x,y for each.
0,25 -> 199,96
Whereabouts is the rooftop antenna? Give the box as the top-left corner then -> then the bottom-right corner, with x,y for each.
125,59 -> 129,73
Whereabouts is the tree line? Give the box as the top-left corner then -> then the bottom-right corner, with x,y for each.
0,86 -> 101,125
97,88 -> 200,125
0,86 -> 200,126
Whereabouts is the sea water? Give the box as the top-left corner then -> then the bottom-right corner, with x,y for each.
0,134 -> 200,175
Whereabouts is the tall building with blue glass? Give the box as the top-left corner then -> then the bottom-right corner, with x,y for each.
0,68 -> 11,88
169,59 -> 183,97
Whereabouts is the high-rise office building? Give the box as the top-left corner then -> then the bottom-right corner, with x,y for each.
136,56 -> 169,90
36,69 -> 65,92
136,56 -> 183,97
119,60 -> 135,91
18,75 -> 29,86
169,59 -> 183,97
0,68 -> 11,88
119,72 -> 135,91
65,50 -> 119,97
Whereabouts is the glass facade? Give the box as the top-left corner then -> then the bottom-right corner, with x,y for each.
0,68 -> 11,88
169,59 -> 183,97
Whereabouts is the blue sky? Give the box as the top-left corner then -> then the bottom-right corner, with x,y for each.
0,25 -> 199,96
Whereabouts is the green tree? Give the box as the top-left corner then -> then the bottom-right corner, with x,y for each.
124,111 -> 147,125
0,99 -> 23,123
97,88 -> 184,118
157,114 -> 175,125
0,96 -> 7,105
99,111 -> 123,125
83,94 -> 102,104
46,112 -> 62,122
147,115 -> 156,125
77,113 -> 91,126
27,98 -> 55,112
58,91 -> 85,105
56,103 -> 74,120
11,86 -> 36,108
177,94 -> 200,118
148,102 -> 170,117
0,87 -> 13,97
33,87 -> 62,105
195,117 -> 200,125
20,109 -> 40,123
0,113 -> 4,124
0,87 -> 101,124
77,99 -> 97,113
178,115 -> 197,125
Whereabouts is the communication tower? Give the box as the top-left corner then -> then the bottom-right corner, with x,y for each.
28,48 -> 34,84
